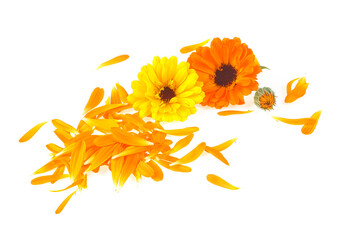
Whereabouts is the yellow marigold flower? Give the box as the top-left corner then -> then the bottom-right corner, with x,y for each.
285,77 -> 309,103
127,56 -> 205,122
254,87 -> 276,111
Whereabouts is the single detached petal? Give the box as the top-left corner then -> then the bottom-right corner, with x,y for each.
111,128 -> 153,146
205,146 -> 229,165
52,119 -> 78,134
172,142 -> 206,165
147,161 -> 164,181
136,161 -> 155,177
84,104 -> 125,118
211,138 -> 237,152
55,190 -> 77,214
168,134 -> 194,154
180,39 -> 210,54
272,116 -> 315,125
301,110 -> 322,135
217,110 -> 253,116
31,174 -> 69,185
156,127 -> 199,136
83,87 -> 104,114
116,83 -> 129,103
19,121 -> 48,142
97,54 -> 129,69
50,179 -> 83,192
206,174 -> 239,190
70,140 -> 86,180
285,77 -> 309,103
112,146 -> 148,160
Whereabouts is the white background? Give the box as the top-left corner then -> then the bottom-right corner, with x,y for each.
1,0 -> 342,239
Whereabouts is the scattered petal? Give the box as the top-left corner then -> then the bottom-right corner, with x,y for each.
55,190 -> 77,214
205,146 -> 229,165
206,174 -> 239,190
97,54 -> 129,69
156,127 -> 199,136
19,121 -> 48,142
180,39 -> 210,54
83,87 -> 105,114
172,142 -> 206,165
217,110 -> 253,116
212,138 -> 237,151
301,110 -> 322,135
285,77 -> 309,103
168,134 -> 194,154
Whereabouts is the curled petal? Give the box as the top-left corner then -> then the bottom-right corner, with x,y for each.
301,110 -> 322,135
97,54 -> 129,69
180,39 -> 210,54
19,121 -> 48,142
285,77 -> 309,103
207,174 -> 239,190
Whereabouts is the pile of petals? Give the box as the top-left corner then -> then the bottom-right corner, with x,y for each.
20,84 -> 238,214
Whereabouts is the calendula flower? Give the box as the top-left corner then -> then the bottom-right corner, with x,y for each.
285,77 -> 309,103
20,85 -> 235,214
127,56 -> 205,122
187,37 -> 261,108
254,87 -> 276,111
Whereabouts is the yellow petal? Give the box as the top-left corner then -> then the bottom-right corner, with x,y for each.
217,110 -> 253,116
46,143 -> 63,154
212,138 -> 237,152
83,87 -> 105,114
301,110 -> 322,135
156,127 -> 199,136
70,140 -> 86,180
51,165 -> 66,184
206,174 -> 239,190
111,128 -> 153,146
172,142 -> 206,165
272,116 -> 315,125
157,160 -> 192,172
55,190 -> 77,214
180,39 -> 210,54
136,161 -> 155,177
84,118 -> 119,132
118,155 -> 140,189
19,121 -> 48,142
205,146 -> 229,165
86,145 -> 116,172
110,157 -> 125,190
54,129 -> 73,144
168,134 -> 194,154
97,54 -> 129,69
33,159 -> 62,175
52,119 -> 78,134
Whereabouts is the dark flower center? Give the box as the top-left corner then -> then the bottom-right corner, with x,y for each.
159,86 -> 176,102
214,64 -> 237,87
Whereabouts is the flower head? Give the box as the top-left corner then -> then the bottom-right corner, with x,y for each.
127,56 -> 205,122
187,37 -> 261,108
254,87 -> 276,111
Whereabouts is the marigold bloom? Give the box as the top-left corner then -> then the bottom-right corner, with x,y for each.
285,77 -> 309,103
187,37 -> 261,108
127,56 -> 205,122
254,87 -> 276,111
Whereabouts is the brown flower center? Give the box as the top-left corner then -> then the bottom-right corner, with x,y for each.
159,86 -> 176,102
214,64 -> 237,87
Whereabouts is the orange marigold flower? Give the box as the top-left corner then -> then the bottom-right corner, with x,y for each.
187,37 -> 261,108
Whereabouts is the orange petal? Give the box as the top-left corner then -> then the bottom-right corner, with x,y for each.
112,146 -> 148,160
54,129 -> 73,144
168,134 -> 194,154
19,121 -> 48,142
206,174 -> 239,190
33,160 -> 62,175
51,165 -> 66,184
97,54 -> 129,69
55,190 -> 77,214
180,39 -> 210,54
157,160 -> 192,172
147,160 -> 164,181
205,146 -> 229,165
136,161 -> 155,177
285,77 -> 309,103
212,138 -> 237,151
116,83 -> 129,103
111,128 -> 153,146
46,143 -> 63,154
83,87 -> 104,114
272,116 -> 315,125
84,118 -> 119,132
86,145 -> 116,172
217,110 -> 253,116
31,174 -> 69,185
172,142 -> 206,165
50,179 -> 83,192
70,140 -> 86,180
156,127 -> 199,136
52,119 -> 78,134
118,155 -> 140,189
301,110 -> 322,135
84,104 -> 125,118
110,157 -> 125,190
93,135 -> 117,147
